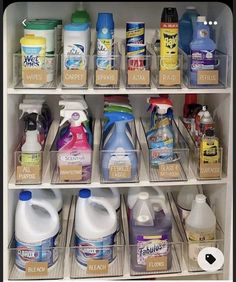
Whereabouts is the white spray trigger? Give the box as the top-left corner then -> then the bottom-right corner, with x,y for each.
60,110 -> 88,127
19,103 -> 42,119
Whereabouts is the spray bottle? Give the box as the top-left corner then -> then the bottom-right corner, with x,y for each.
101,112 -> 138,182
58,110 -> 92,181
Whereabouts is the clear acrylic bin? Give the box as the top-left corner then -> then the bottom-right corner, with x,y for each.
178,117 -> 223,180
13,53 -> 58,89
100,120 -> 141,183
169,192 -> 224,273
50,124 -> 94,184
61,54 -> 89,89
8,197 -> 72,280
93,45 -> 121,89
69,196 -> 125,279
183,51 -> 228,89
141,118 -> 189,182
155,51 -> 183,88
125,51 -> 152,89
14,142 -> 43,185
125,193 -> 183,276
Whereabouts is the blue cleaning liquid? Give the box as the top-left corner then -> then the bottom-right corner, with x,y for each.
190,17 -> 216,85
179,7 -> 199,54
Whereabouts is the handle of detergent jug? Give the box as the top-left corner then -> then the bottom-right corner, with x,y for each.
30,198 -> 59,226
89,196 -> 117,221
152,198 -> 169,214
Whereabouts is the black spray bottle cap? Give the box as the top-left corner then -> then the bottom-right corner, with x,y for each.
205,128 -> 215,137
24,113 -> 38,131
161,7 -> 178,23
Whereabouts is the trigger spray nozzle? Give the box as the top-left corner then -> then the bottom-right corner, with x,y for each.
60,109 -> 88,127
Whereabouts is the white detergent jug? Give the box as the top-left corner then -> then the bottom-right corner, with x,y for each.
15,191 -> 60,270
27,189 -> 63,232
75,189 -> 117,267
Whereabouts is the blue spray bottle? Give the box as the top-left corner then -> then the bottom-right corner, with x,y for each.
101,112 -> 138,182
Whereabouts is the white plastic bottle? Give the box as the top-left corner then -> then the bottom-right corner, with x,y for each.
15,191 -> 60,270
176,186 -> 198,225
26,189 -> 63,232
185,194 -> 216,261
75,189 -> 117,267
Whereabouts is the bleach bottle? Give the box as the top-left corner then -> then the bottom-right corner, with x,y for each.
190,16 -> 216,85
75,189 -> 117,266
15,191 -> 60,270
101,112 -> 138,182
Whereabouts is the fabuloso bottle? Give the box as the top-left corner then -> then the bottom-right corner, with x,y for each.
160,7 -> 179,70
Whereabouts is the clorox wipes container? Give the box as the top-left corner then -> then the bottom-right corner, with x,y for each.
15,191 -> 60,271
75,189 -> 117,267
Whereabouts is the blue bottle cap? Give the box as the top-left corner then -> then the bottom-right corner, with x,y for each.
64,23 -> 89,31
96,13 -> 114,31
79,189 -> 91,198
19,191 -> 32,201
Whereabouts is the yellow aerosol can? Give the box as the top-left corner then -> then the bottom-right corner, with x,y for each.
160,8 -> 179,70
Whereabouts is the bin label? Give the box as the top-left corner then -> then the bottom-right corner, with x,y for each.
109,164 -> 131,179
128,70 -> 150,85
87,259 -> 109,274
96,70 -> 118,85
159,70 -> 180,86
16,165 -> 41,182
23,69 -> 47,85
59,165 -> 82,181
158,163 -> 180,179
146,256 -> 168,271
63,69 -> 87,86
25,262 -> 48,276
199,162 -> 221,178
197,70 -> 219,85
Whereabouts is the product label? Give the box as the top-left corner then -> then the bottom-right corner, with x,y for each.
63,69 -> 87,86
197,70 -> 219,85
59,165 -> 82,181
25,262 -> 48,276
15,233 -> 59,271
75,232 -> 116,266
158,163 -> 180,179
159,70 -> 180,86
16,165 -> 41,182
128,70 -> 150,85
96,38 -> 112,70
22,46 -> 45,69
65,44 -> 86,69
126,28 -> 145,39
191,50 -> 215,72
199,162 -> 221,178
21,153 -> 41,166
22,69 -> 47,85
58,150 -> 92,166
136,234 -> 169,269
187,230 -> 215,261
87,259 -> 109,274
95,70 -> 118,85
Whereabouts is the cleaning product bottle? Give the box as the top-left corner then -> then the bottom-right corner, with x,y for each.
27,189 -> 63,232
101,112 -> 138,182
160,7 -> 179,70
75,189 -> 117,266
58,110 -> 92,182
179,7 -> 200,54
127,186 -> 166,219
190,16 -> 216,85
200,128 -> 219,164
185,194 -> 216,262
21,118 -> 42,167
199,110 -> 214,138
176,186 -> 198,225
194,105 -> 207,143
130,192 -> 172,272
15,191 -> 60,270
96,13 -> 114,70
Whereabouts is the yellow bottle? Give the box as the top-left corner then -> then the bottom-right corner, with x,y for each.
160,8 -> 179,70
200,129 -> 219,163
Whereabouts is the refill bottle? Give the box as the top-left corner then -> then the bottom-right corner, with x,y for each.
179,7 -> 199,54
75,189 -> 117,266
130,192 -> 172,272
190,16 -> 216,85
185,194 -> 216,262
15,191 -> 59,270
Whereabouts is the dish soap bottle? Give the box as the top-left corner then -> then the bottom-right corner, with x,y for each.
130,192 -> 172,272
185,194 -> 216,262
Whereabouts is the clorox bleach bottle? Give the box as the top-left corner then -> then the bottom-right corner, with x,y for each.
27,189 -> 63,232
75,189 -> 117,267
15,191 -> 60,270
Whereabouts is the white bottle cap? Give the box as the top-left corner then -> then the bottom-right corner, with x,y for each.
195,194 -> 206,203
186,6 -> 196,9
197,16 -> 206,22
138,192 -> 149,200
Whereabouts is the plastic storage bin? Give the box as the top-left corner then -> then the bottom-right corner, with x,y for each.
169,192 -> 224,273
183,51 -> 228,89
100,120 -> 141,183
61,54 -> 89,89
8,196 -> 72,280
125,193 -> 183,276
69,196 -> 125,279
140,118 -> 189,182
178,117 -> 223,180
93,44 -> 121,89
13,53 -> 58,89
